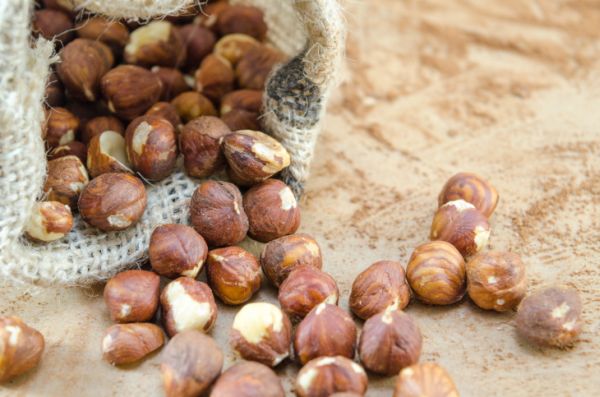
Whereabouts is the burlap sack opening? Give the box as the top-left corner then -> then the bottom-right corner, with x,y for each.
0,0 -> 344,285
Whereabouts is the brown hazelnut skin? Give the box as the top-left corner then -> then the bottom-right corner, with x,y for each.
190,180 -> 249,247
438,172 -> 499,218
103,270 -> 160,323
214,34 -> 260,66
0,316 -> 45,383
124,20 -> 185,67
350,260 -> 411,320
151,67 -> 191,101
294,303 -> 357,365
160,330 -> 223,397
216,5 -> 268,41
278,265 -> 339,322
25,201 -> 73,243
236,45 -> 286,90
48,141 -> 87,164
358,309 -> 422,375
178,24 -> 216,71
221,109 -> 260,131
45,71 -> 65,107
149,224 -> 208,279
515,286 -> 583,348
75,17 -> 129,55
87,130 -> 133,178
295,356 -> 368,397
101,65 -> 163,120
430,199 -> 491,257
179,116 -> 231,178
206,246 -> 262,305
101,323 -> 164,366
78,173 -> 147,231
81,115 -> 124,146
466,251 -> 526,312
209,361 -> 285,397
44,155 -> 89,208
145,102 -> 183,131
196,2 -> 230,30
393,363 -> 459,397
221,89 -> 263,115
195,54 -> 235,103
171,91 -> 218,123
44,107 -> 79,149
32,9 -> 74,44
406,241 -> 466,306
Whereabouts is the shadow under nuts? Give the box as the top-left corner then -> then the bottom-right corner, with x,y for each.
206,246 -> 262,305
149,224 -> 208,279
0,316 -> 45,383
438,172 -> 499,218
103,270 -> 160,323
179,116 -> 231,179
393,363 -> 459,397
102,323 -> 164,366
209,361 -> 285,397
295,356 -> 368,397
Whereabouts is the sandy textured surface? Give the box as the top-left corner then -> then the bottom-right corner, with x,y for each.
1,0 -> 600,396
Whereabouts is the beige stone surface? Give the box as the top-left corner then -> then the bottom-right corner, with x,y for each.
1,0 -> 600,396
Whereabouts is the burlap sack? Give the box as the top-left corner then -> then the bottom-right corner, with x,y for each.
0,0 -> 344,285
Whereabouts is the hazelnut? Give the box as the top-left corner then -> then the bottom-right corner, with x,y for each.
81,115 -> 124,146
75,17 -> 129,55
87,130 -> 133,178
358,308 -> 422,375
151,66 -> 191,101
25,201 -> 73,242
294,303 -> 357,365
124,21 -> 185,67
206,246 -> 261,305
438,172 -> 499,218
466,251 -> 527,311
149,224 -> 208,279
48,141 -> 87,164
42,0 -> 74,13
394,363 -> 459,397
295,356 -> 368,397
179,116 -> 231,178
196,1 -> 230,30
230,302 -> 292,367
44,155 -> 89,208
102,323 -> 164,366
145,102 -> 183,131
221,109 -> 260,131
0,316 -> 45,383
406,241 -> 466,306
430,199 -> 490,257
260,233 -> 323,287
243,179 -> 301,242
78,173 -> 147,231
236,45 -> 286,90
222,130 -> 290,186
57,39 -> 114,102
210,361 -> 285,397
161,330 -> 223,397
178,24 -> 216,70
214,34 -> 260,66
32,9 -> 74,44
349,260 -> 411,320
160,277 -> 218,337
190,180 -> 249,247
44,107 -> 79,149
515,286 -> 582,348
45,70 -> 65,107
101,65 -> 163,120
221,89 -> 263,115
194,54 -> 234,103
216,5 -> 267,41
103,270 -> 160,323
171,91 -> 217,123
278,265 -> 339,322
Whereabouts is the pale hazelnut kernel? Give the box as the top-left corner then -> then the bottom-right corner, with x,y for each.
25,201 -> 73,242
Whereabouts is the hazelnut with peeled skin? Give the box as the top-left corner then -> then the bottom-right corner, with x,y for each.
206,246 -> 261,305
350,260 -> 411,320
221,89 -> 263,115
0,316 -> 45,383
171,91 -> 217,123
406,241 -> 466,306
81,115 -> 124,146
151,67 -> 191,101
394,363 -> 459,397
216,5 -> 267,41
149,224 -> 208,279
430,199 -> 490,257
294,303 -> 357,365
25,201 -> 73,243
221,109 -> 260,131
75,17 -> 129,55
44,155 -> 89,208
230,302 -> 292,367
87,130 -> 133,178
44,107 -> 79,149
466,251 -> 526,312
195,54 -> 234,103
78,173 -> 146,231
145,102 -> 182,131
124,21 -> 185,67
32,9 -> 74,44
179,116 -> 231,178
102,323 -> 164,366
210,361 -> 285,397
214,34 -> 260,66
295,356 -> 368,397
438,172 -> 499,218
236,45 -> 286,90
160,277 -> 217,337
178,24 -> 216,70
515,286 -> 582,348
103,270 -> 160,323
48,141 -> 87,164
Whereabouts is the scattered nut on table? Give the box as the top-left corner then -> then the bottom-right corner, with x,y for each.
101,323 -> 164,366
209,361 -> 285,397
206,246 -> 262,305
103,270 -> 160,323
295,356 -> 368,397
393,363 -> 459,397
149,224 -> 208,279
0,316 -> 45,383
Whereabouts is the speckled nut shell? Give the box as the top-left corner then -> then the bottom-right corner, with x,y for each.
438,172 -> 499,218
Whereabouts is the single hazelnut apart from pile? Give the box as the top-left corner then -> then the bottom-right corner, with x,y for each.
160,277 -> 218,337
230,302 -> 292,367
161,330 -> 223,397
149,224 -> 208,279
179,116 -> 231,179
209,361 -> 285,397
25,201 -> 73,242
466,251 -> 527,312
393,363 -> 459,397
406,241 -> 466,305
349,260 -> 411,320
101,323 -> 164,366
0,316 -> 45,383
87,130 -> 133,178
44,107 -> 79,149
295,356 -> 368,397
103,270 -> 160,323
515,286 -> 582,348
430,199 -> 490,257
206,246 -> 262,305
294,303 -> 357,365
44,155 -> 89,208
438,172 -> 499,218
124,20 -> 185,67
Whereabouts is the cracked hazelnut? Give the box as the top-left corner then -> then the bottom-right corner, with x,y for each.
124,21 -> 185,67
25,201 -> 73,242
75,17 -> 129,55
221,89 -> 263,115
260,233 -> 323,287
160,277 -> 217,337
294,303 -> 357,365
81,115 -> 124,146
151,67 -> 191,101
102,323 -> 164,366
430,199 -> 490,257
87,130 -> 133,178
190,180 -> 249,247
45,71 -> 65,107
149,224 -> 208,279
216,5 -> 267,41
32,9 -> 74,44
44,155 -> 89,208
178,24 -> 216,70
0,316 -> 45,383
161,330 -> 223,397
230,302 -> 292,367
210,361 -> 285,397
438,172 -> 499,218
221,109 -> 260,131
179,116 -> 231,178
394,363 -> 459,397
78,173 -> 146,231
44,107 -> 79,149
194,54 -> 234,103
236,45 -> 285,90
103,270 -> 159,323
207,246 -> 261,305
48,141 -> 87,164
349,260 -> 411,320
515,286 -> 582,348
406,241 -> 466,305
358,308 -> 422,375
171,91 -> 217,123
295,356 -> 368,397
466,251 -> 526,312
214,34 -> 260,66
145,102 -> 182,131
